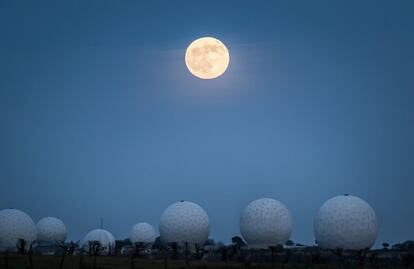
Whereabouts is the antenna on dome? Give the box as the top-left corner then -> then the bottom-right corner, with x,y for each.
100,218 -> 104,229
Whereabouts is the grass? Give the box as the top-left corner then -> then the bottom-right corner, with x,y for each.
0,254 -> 396,269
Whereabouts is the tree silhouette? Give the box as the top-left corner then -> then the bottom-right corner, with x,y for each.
168,242 -> 179,260
88,241 -> 106,269
184,242 -> 190,268
231,236 -> 249,265
369,252 -> 379,268
194,243 -> 206,260
231,236 -> 246,248
16,239 -> 26,254
306,246 -> 323,268
330,248 -> 344,268
269,245 -> 283,266
130,242 -> 149,269
354,248 -> 369,269
15,239 -> 34,269
57,240 -> 79,269
282,249 -> 291,269
286,240 -> 295,246
3,251 -> 8,269
218,244 -> 229,263
88,241 -> 105,256
27,241 -> 35,269
162,243 -> 170,269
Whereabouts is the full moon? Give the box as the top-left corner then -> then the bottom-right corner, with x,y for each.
185,37 -> 230,79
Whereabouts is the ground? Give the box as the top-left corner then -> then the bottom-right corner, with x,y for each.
0,254 -> 407,269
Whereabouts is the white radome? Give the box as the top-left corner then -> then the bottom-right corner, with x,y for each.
160,201 -> 209,245
129,222 -> 157,246
82,229 -> 116,255
240,198 -> 293,248
0,209 -> 37,252
37,217 -> 67,245
314,195 -> 378,250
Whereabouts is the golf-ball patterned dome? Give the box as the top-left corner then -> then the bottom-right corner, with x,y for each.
314,195 -> 378,250
0,209 -> 37,252
82,229 -> 115,255
37,217 -> 67,245
129,222 -> 157,245
240,198 -> 292,248
160,201 -> 209,245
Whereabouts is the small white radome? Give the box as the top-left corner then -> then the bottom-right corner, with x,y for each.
159,201 -> 209,246
129,222 -> 157,246
82,229 -> 115,255
240,198 -> 292,248
37,217 -> 67,246
314,194 -> 378,250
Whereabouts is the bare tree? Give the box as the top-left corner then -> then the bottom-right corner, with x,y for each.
130,242 -> 149,269
57,240 -> 78,269
78,249 -> 85,269
282,248 -> 291,269
218,244 -> 229,264
330,248 -> 344,268
194,243 -> 206,260
354,248 -> 369,269
57,242 -> 67,269
162,243 -> 170,269
16,239 -> 35,269
16,239 -> 27,254
269,245 -> 283,267
88,241 -> 105,256
88,241 -> 106,269
168,242 -> 179,260
3,251 -> 8,269
68,241 -> 77,255
305,246 -> 323,268
231,236 -> 250,266
184,242 -> 190,268
28,241 -> 35,269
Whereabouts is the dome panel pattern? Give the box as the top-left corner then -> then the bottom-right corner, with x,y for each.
0,209 -> 37,252
37,217 -> 67,245
159,201 -> 209,245
240,198 -> 292,248
129,222 -> 157,245
314,195 -> 378,250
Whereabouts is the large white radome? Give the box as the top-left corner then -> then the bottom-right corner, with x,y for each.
314,195 -> 378,250
37,217 -> 67,245
82,229 -> 115,255
0,209 -> 37,252
240,198 -> 292,248
160,201 -> 209,245
129,222 -> 157,246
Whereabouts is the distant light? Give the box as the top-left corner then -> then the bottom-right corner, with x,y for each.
185,37 -> 230,80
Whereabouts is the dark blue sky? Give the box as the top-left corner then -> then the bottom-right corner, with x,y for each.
1,1 -> 413,246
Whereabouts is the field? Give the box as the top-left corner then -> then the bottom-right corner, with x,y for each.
0,254 -> 403,269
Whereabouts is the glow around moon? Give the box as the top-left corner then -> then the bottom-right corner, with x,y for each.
185,37 -> 230,79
